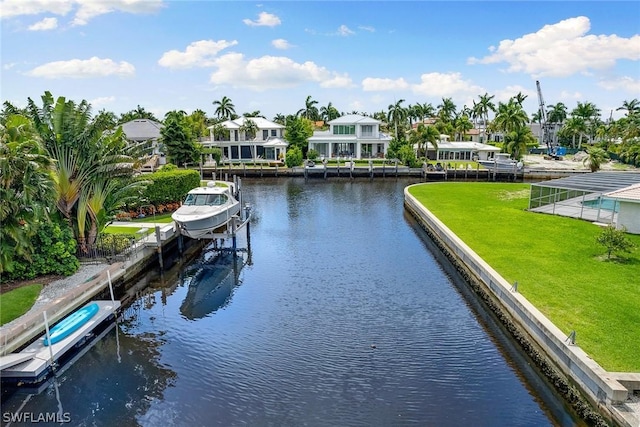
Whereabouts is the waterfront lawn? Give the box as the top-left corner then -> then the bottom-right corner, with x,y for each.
103,226 -> 151,237
131,213 -> 174,223
0,284 -> 42,325
409,182 -> 640,372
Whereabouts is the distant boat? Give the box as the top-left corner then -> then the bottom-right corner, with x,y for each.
172,181 -> 241,239
477,153 -> 524,172
43,303 -> 100,346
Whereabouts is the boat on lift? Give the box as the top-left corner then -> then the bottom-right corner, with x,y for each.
172,181 -> 241,239
477,153 -> 524,172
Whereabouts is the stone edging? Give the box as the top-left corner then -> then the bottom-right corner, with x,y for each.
404,186 -> 637,427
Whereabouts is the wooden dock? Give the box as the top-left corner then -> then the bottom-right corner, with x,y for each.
0,300 -> 120,383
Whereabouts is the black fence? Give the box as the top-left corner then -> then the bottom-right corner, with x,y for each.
76,234 -> 137,264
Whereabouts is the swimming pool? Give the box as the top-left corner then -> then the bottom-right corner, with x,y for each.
582,197 -> 619,212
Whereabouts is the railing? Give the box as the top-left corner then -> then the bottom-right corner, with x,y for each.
76,234 -> 137,264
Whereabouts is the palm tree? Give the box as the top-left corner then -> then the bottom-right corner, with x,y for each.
474,93 -> 496,144
561,116 -> 586,149
583,146 -> 608,172
320,102 -> 340,124
212,96 -> 236,121
297,95 -> 319,121
493,99 -> 529,134
504,126 -> 536,160
387,99 -> 407,140
436,98 -> 456,123
408,123 -> 440,159
118,105 -> 159,124
243,110 -> 264,118
239,118 -> 259,141
514,92 -> 528,107
548,103 -> 568,124
617,99 -> 640,117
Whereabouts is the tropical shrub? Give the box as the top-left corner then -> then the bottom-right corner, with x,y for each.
307,149 -> 319,161
596,226 -> 636,259
2,219 -> 79,282
125,168 -> 200,211
285,146 -> 303,168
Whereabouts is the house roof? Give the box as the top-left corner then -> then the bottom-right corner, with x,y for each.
120,119 -> 163,141
209,116 -> 285,130
329,114 -> 380,125
605,183 -> 640,202
262,137 -> 288,147
534,172 -> 640,193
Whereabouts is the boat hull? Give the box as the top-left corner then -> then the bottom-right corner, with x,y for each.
43,302 -> 100,346
173,201 -> 241,239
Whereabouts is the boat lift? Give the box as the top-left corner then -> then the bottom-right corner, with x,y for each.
176,175 -> 252,254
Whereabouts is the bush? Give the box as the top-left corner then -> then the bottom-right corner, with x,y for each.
285,146 -> 303,168
307,149 -> 319,161
2,219 -> 79,282
128,168 -> 201,211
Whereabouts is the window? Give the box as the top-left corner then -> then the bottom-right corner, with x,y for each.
361,125 -> 373,137
333,125 -> 355,135
263,130 -> 269,140
271,129 -> 277,137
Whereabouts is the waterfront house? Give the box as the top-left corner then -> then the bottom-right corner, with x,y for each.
205,117 -> 287,162
121,119 -> 165,170
422,135 -> 501,161
308,114 -> 391,159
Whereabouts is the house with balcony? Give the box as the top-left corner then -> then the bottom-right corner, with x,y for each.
205,117 -> 288,162
308,115 -> 391,159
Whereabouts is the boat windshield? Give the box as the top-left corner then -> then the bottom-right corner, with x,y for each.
183,193 -> 228,206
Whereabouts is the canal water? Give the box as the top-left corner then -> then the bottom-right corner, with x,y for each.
1,178 -> 581,426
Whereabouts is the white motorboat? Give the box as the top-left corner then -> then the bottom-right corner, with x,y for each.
477,153 -> 524,172
172,181 -> 241,239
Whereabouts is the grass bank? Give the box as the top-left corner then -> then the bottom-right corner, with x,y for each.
408,182 -> 640,372
1,284 -> 42,325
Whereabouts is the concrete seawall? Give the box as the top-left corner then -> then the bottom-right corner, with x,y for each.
404,186 -> 638,427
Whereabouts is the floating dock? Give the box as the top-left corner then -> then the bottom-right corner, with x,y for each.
0,300 -> 120,384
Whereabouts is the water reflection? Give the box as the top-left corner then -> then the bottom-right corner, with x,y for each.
180,247 -> 248,320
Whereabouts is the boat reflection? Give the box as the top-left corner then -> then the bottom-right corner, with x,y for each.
179,249 -> 248,320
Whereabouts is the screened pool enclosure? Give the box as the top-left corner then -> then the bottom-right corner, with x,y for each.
528,172 -> 640,224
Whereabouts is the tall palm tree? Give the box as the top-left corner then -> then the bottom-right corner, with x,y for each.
387,99 -> 407,140
493,99 -> 529,135
273,114 -> 286,125
212,96 -> 236,121
320,102 -> 340,124
453,114 -> 474,141
436,98 -> 456,123
408,123 -> 440,158
514,92 -> 528,107
297,95 -> 319,121
583,146 -> 608,172
474,93 -> 496,144
617,99 -> 640,117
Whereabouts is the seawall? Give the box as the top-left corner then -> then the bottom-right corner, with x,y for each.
404,186 -> 638,427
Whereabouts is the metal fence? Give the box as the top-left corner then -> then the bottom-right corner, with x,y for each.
76,234 -> 137,264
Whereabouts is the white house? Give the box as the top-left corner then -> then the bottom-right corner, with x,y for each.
205,117 -> 287,162
120,119 -> 165,170
605,183 -> 640,234
308,115 -> 391,159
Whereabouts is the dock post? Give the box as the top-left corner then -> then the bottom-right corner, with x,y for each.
107,270 -> 115,303
43,312 -> 56,370
155,225 -> 164,271
178,233 -> 184,254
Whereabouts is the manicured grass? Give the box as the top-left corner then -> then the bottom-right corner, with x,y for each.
130,213 -> 174,223
409,182 -> 640,372
0,284 -> 42,325
103,226 -> 151,237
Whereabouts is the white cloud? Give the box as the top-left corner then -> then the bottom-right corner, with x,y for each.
272,39 -> 293,50
209,53 -> 352,91
468,16 -> 640,78
0,0 -> 73,18
492,85 -> 535,104
337,25 -> 354,36
362,77 -> 410,91
243,11 -> 281,27
27,57 -> 135,78
28,17 -> 57,31
90,96 -> 116,108
412,72 -> 485,98
597,76 -> 640,94
0,0 -> 164,25
158,40 -> 238,69
358,25 -> 375,33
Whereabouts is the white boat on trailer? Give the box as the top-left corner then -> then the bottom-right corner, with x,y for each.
172,181 -> 242,240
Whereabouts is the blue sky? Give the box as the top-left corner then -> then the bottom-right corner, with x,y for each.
1,1 -> 639,121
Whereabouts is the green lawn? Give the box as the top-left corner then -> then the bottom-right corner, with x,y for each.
103,226 -> 152,237
409,182 -> 640,372
0,284 -> 42,325
130,213 -> 174,223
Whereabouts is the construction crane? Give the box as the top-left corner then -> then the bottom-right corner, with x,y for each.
535,80 -> 562,159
